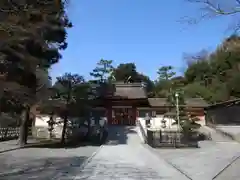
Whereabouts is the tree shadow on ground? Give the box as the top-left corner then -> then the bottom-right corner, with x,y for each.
22,139 -> 101,149
79,158 -> 164,179
0,137 -> 104,153
105,125 -> 137,145
0,156 -> 89,180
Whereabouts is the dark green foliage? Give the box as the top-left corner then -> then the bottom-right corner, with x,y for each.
0,0 -> 71,146
183,35 -> 240,103
152,66 -> 176,97
111,62 -> 155,92
90,59 -> 113,83
0,0 -> 71,97
54,73 -> 86,143
181,120 -> 201,139
111,63 -> 138,82
166,91 -> 201,138
89,61 -> 155,94
54,73 -> 85,108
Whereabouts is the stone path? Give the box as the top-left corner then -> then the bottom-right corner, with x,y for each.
76,126 -> 190,180
2,126 -> 239,179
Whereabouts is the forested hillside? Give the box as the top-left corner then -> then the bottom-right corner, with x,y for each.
81,35 -> 240,104
175,35 -> 240,103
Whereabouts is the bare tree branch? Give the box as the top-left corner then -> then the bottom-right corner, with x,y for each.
183,0 -> 240,31
187,0 -> 240,15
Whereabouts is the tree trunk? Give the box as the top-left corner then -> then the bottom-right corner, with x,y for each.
61,111 -> 68,144
18,106 -> 30,147
87,116 -> 91,139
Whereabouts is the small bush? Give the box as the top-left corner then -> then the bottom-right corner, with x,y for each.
181,120 -> 201,140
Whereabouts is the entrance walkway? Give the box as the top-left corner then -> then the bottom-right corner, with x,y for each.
76,126 -> 190,180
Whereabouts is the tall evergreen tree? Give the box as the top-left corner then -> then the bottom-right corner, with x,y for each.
90,59 -> 113,83
0,0 -> 72,146
55,73 -> 85,144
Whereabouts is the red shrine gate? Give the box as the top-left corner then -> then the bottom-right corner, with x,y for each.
106,106 -> 137,126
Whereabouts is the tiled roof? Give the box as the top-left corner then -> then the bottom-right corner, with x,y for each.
39,99 -> 66,108
148,98 -> 208,107
205,98 -> 240,110
114,83 -> 147,99
88,82 -> 208,107
185,98 -> 209,107
148,98 -> 169,106
105,82 -> 147,99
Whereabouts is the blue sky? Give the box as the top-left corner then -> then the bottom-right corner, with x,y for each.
50,0 -> 233,82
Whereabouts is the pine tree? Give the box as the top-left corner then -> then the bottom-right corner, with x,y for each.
90,59 -> 113,83
167,91 -> 201,139
0,0 -> 72,146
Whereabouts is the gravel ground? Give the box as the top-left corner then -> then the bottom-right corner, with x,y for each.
0,145 -> 100,180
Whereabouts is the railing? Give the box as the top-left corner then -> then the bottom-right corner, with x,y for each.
146,129 -> 198,148
138,120 -> 147,143
0,127 -> 32,141
0,127 -> 20,141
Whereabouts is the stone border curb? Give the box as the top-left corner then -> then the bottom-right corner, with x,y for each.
0,141 -> 59,154
212,154 -> 240,179
214,128 -> 238,141
142,143 -> 193,180
0,147 -> 22,154
207,124 -> 239,142
77,144 -> 104,172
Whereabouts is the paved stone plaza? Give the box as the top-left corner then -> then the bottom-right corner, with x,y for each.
75,126 -> 240,180
0,126 -> 240,179
76,126 -> 189,180
150,140 -> 240,180
0,144 -> 100,180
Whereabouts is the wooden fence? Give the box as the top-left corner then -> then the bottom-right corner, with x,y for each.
138,120 -> 148,143
0,127 -> 32,141
146,129 -> 198,148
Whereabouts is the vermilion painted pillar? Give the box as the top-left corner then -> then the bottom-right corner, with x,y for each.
106,105 -> 112,125
132,106 -> 137,125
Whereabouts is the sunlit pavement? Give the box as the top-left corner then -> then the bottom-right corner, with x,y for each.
76,126 -> 240,180
0,145 -> 100,180
150,141 -> 240,180
75,126 -> 190,180
1,127 -> 239,180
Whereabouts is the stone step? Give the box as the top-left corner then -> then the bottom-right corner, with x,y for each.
199,126 -> 234,142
